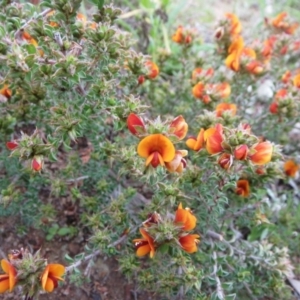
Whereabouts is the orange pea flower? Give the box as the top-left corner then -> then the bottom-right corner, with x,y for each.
47,10 -> 59,27
275,89 -> 288,99
137,134 -> 175,168
249,141 -> 273,165
205,124 -> 224,155
174,203 -> 197,231
215,103 -> 237,117
169,115 -> 188,140
218,153 -> 233,170
284,160 -> 299,177
133,228 -> 156,258
270,12 -> 298,35
127,113 -> 145,135
271,12 -> 287,27
178,234 -> 200,253
186,128 -> 205,152
293,74 -> 300,88
192,82 -> 205,99
41,264 -> 65,292
234,144 -> 249,160
261,36 -> 277,61
225,13 -> 242,36
0,84 -> 12,99
172,25 -> 184,43
246,60 -> 264,75
145,61 -> 159,79
165,150 -> 187,173
77,13 -> 87,25
236,179 -> 250,197
242,47 -> 256,59
225,36 -> 244,71
0,260 -> 17,293
22,32 -> 44,56
282,70 -> 292,84
214,82 -> 231,99
192,68 -> 214,81
22,31 -> 38,47
6,141 -> 18,150
269,89 -> 288,114
172,26 -> 192,44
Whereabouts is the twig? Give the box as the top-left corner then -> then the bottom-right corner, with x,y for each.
206,230 -> 268,263
244,282 -> 258,300
65,249 -> 101,273
66,220 -> 149,273
212,251 -> 225,300
206,230 -> 223,241
222,203 -> 259,221
15,8 -> 53,39
177,266 -> 184,300
66,175 -> 89,183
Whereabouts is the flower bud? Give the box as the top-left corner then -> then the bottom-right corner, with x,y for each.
6,141 -> 18,150
234,144 -> 249,160
215,103 -> 237,117
127,113 -> 145,135
169,116 -> 188,140
138,75 -> 145,85
235,179 -> 250,197
284,160 -> 299,177
145,61 -> 159,79
32,156 -> 43,172
269,101 -> 278,114
218,153 -> 233,170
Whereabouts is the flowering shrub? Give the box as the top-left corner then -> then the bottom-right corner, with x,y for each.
1,1 -> 300,299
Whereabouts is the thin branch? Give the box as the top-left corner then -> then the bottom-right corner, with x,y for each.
212,251 -> 225,300
15,8 -> 53,39
244,282 -> 258,300
65,249 -> 101,273
206,230 -> 268,263
206,230 -> 223,241
66,175 -> 89,183
177,266 -> 184,300
66,219 -> 150,273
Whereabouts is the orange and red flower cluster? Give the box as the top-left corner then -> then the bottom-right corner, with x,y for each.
217,12 -> 298,74
186,123 -> 274,170
0,255 -> 64,294
191,67 -> 231,104
133,204 -> 199,258
172,26 -> 194,45
6,140 -> 43,172
269,70 -> 300,118
267,12 -> 298,35
223,25 -> 265,74
137,61 -> 160,85
127,114 -> 188,173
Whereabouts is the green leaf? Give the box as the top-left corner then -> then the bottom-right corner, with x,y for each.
45,234 -> 55,241
64,254 -> 74,263
57,227 -> 71,236
89,0 -> 104,9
